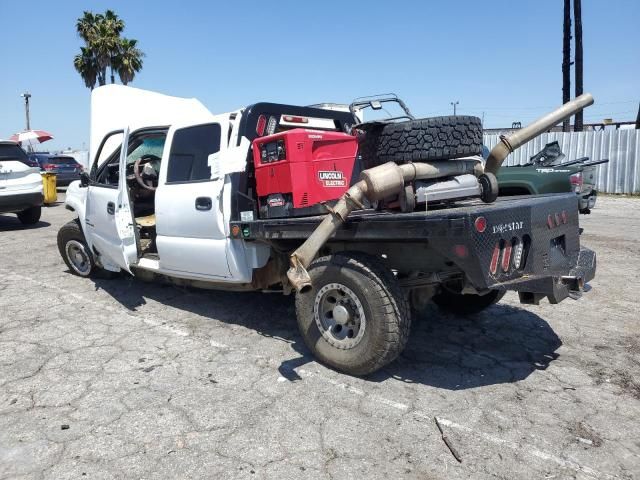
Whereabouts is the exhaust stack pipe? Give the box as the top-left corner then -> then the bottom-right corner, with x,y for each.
287,160 -> 480,292
484,93 -> 594,175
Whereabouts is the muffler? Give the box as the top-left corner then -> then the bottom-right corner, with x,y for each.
484,93 -> 594,175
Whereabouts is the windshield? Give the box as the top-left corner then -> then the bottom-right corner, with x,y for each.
0,144 -> 28,161
126,135 -> 166,165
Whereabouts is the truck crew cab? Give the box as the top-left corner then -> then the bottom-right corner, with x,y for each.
59,85 -> 596,376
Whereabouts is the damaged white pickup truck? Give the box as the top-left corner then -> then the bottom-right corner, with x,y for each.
58,85 -> 596,375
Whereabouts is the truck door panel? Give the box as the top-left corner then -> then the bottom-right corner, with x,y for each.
155,120 -> 231,278
85,129 -> 137,272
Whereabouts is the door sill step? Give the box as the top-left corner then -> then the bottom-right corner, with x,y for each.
137,257 -> 160,271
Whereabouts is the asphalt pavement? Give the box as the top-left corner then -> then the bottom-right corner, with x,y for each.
0,194 -> 638,479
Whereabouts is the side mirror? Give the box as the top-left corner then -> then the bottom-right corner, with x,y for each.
80,171 -> 90,188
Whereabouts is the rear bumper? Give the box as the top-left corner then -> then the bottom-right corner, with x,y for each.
579,191 -> 597,211
495,246 -> 596,304
0,191 -> 44,214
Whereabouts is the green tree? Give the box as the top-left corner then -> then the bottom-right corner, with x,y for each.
73,10 -> 143,89
73,46 -> 99,89
103,10 -> 125,83
113,38 -> 145,85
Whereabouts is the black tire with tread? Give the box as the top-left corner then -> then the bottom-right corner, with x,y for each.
479,172 -> 499,203
57,220 -> 119,278
295,253 -> 411,376
432,288 -> 506,315
17,206 -> 41,225
359,115 -> 483,169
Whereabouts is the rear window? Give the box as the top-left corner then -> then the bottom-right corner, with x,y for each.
167,124 -> 221,183
48,157 -> 77,165
0,144 -> 28,161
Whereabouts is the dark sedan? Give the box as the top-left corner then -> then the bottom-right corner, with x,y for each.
33,154 -> 84,186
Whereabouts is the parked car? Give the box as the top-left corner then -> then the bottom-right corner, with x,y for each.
31,153 -> 84,186
0,141 -> 43,224
492,142 -> 609,214
18,152 -> 40,168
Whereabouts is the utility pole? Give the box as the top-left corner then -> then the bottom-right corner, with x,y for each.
450,101 -> 459,115
574,0 -> 584,131
562,0 -> 572,132
21,92 -> 31,131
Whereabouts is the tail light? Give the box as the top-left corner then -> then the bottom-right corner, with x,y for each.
266,116 -> 278,135
512,239 -> 524,269
256,115 -> 267,136
282,115 -> 309,124
489,242 -> 500,275
42,164 -> 56,171
474,216 -> 487,233
501,242 -> 513,272
569,172 -> 583,193
453,244 -> 468,258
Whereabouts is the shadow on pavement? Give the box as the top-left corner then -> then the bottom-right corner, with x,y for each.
0,215 -> 51,231
88,273 -> 561,390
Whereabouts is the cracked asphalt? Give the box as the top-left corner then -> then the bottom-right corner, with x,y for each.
1,194 -> 639,479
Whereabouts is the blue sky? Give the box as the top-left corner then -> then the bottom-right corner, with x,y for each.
1,0 -> 638,151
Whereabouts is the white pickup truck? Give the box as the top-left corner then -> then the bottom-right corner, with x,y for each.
58,85 -> 596,375
0,141 -> 43,225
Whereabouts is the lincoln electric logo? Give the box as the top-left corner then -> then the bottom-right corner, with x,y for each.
318,171 -> 346,187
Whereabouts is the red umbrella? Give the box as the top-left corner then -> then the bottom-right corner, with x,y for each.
9,129 -> 54,146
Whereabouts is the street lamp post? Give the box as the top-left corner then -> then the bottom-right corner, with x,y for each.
21,92 -> 31,130
450,101 -> 459,115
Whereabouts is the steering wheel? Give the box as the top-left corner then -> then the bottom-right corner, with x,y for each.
133,154 -> 161,191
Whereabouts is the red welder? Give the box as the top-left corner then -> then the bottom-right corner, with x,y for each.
252,128 -> 359,218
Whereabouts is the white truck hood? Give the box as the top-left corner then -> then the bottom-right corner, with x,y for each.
90,85 -> 216,165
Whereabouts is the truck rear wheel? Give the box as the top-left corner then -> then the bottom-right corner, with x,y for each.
358,115 -> 483,169
432,288 -> 505,315
295,253 -> 411,376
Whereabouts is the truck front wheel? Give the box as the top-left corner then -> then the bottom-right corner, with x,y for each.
432,287 -> 505,315
57,220 -> 96,277
295,253 -> 411,376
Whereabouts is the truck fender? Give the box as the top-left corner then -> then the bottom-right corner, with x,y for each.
64,181 -> 89,240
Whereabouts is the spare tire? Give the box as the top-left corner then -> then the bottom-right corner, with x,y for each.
358,115 -> 483,169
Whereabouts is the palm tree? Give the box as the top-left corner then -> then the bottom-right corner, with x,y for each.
76,11 -> 99,42
114,38 -> 144,85
73,10 -> 144,89
90,22 -> 119,86
102,10 -> 125,83
73,46 -> 99,89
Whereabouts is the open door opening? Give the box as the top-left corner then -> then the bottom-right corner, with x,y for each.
120,127 -> 169,260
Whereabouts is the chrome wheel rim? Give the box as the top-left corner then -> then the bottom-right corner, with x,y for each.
314,283 -> 366,349
66,240 -> 91,276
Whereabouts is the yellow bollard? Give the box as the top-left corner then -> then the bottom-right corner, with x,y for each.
41,172 -> 58,205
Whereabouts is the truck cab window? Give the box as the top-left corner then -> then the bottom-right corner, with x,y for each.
167,124 -> 221,183
91,132 -> 124,186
